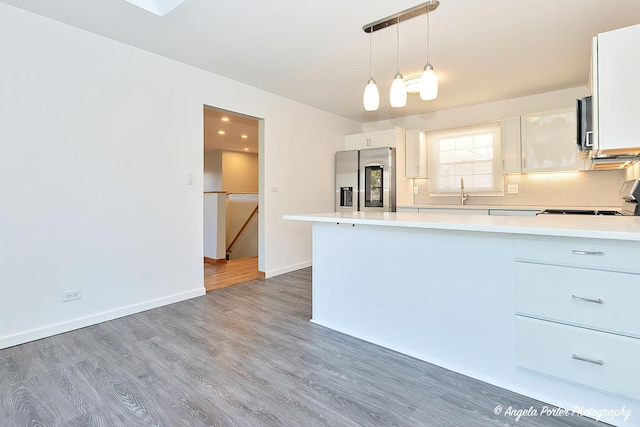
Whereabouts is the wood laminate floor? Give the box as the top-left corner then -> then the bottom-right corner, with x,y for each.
204,256 -> 261,292
0,268 -> 605,427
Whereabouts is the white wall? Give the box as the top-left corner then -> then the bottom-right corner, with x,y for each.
222,151 -> 258,193
260,112 -> 364,277
203,193 -> 226,260
203,151 -> 222,192
0,3 -> 361,349
363,87 -> 585,133
204,150 -> 259,194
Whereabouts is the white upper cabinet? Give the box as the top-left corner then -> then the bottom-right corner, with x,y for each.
502,112 -> 587,174
501,116 -> 522,174
593,23 -> 640,154
345,127 -> 405,150
405,130 -> 427,178
520,108 -> 583,173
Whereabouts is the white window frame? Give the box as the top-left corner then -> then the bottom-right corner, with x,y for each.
427,123 -> 504,196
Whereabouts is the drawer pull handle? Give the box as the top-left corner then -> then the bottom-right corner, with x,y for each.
571,295 -> 604,304
572,354 -> 604,366
571,250 -> 604,256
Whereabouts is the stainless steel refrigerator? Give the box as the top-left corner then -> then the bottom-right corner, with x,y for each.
335,147 -> 396,212
335,150 -> 359,212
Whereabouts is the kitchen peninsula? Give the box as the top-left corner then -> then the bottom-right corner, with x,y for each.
284,211 -> 640,427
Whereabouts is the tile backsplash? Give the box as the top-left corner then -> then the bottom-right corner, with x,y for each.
412,169 -> 626,208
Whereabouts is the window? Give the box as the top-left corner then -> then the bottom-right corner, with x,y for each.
427,123 -> 504,196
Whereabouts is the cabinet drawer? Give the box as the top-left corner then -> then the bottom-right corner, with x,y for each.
516,236 -> 640,274
515,317 -> 640,401
515,262 -> 640,338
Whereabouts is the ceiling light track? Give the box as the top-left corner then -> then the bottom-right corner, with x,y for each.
363,0 -> 439,34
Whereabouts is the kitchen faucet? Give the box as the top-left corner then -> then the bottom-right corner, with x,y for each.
461,178 -> 469,205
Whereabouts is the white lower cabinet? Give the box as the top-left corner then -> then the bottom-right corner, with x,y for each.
418,208 -> 489,215
516,317 -> 640,401
403,207 -> 537,215
488,209 -> 538,216
396,207 -> 419,213
514,236 -> 640,404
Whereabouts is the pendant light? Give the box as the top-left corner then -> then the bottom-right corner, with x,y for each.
362,1 -> 440,109
420,2 -> 438,101
363,27 -> 380,111
389,17 -> 407,108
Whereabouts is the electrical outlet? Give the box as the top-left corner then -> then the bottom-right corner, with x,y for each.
413,186 -> 419,195
62,289 -> 82,302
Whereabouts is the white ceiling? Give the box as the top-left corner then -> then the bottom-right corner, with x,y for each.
203,106 -> 258,153
3,0 -> 640,124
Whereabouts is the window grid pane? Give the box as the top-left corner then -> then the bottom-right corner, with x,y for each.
428,125 -> 503,194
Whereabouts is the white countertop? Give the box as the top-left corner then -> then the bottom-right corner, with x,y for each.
397,204 -> 620,211
284,211 -> 640,241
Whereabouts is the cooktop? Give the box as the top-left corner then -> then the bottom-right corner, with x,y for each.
538,209 -> 623,216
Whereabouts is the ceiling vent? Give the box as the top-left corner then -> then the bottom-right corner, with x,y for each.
124,0 -> 187,16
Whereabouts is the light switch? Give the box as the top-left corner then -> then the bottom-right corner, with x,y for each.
270,186 -> 278,193
507,184 -> 518,194
187,173 -> 195,185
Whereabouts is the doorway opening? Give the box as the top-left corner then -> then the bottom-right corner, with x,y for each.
203,105 -> 263,291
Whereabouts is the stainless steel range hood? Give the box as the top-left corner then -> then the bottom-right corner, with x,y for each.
590,152 -> 640,170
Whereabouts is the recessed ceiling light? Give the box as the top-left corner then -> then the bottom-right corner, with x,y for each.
218,130 -> 225,135
241,134 -> 248,139
221,117 -> 230,122
244,148 -> 249,151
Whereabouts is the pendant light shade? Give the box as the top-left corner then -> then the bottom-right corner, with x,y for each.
389,18 -> 406,108
363,26 -> 380,111
420,2 -> 439,101
363,78 -> 380,111
390,73 -> 407,108
420,64 -> 438,100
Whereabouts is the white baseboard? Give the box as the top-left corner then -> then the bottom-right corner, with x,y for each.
0,287 -> 205,350
264,260 -> 312,278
